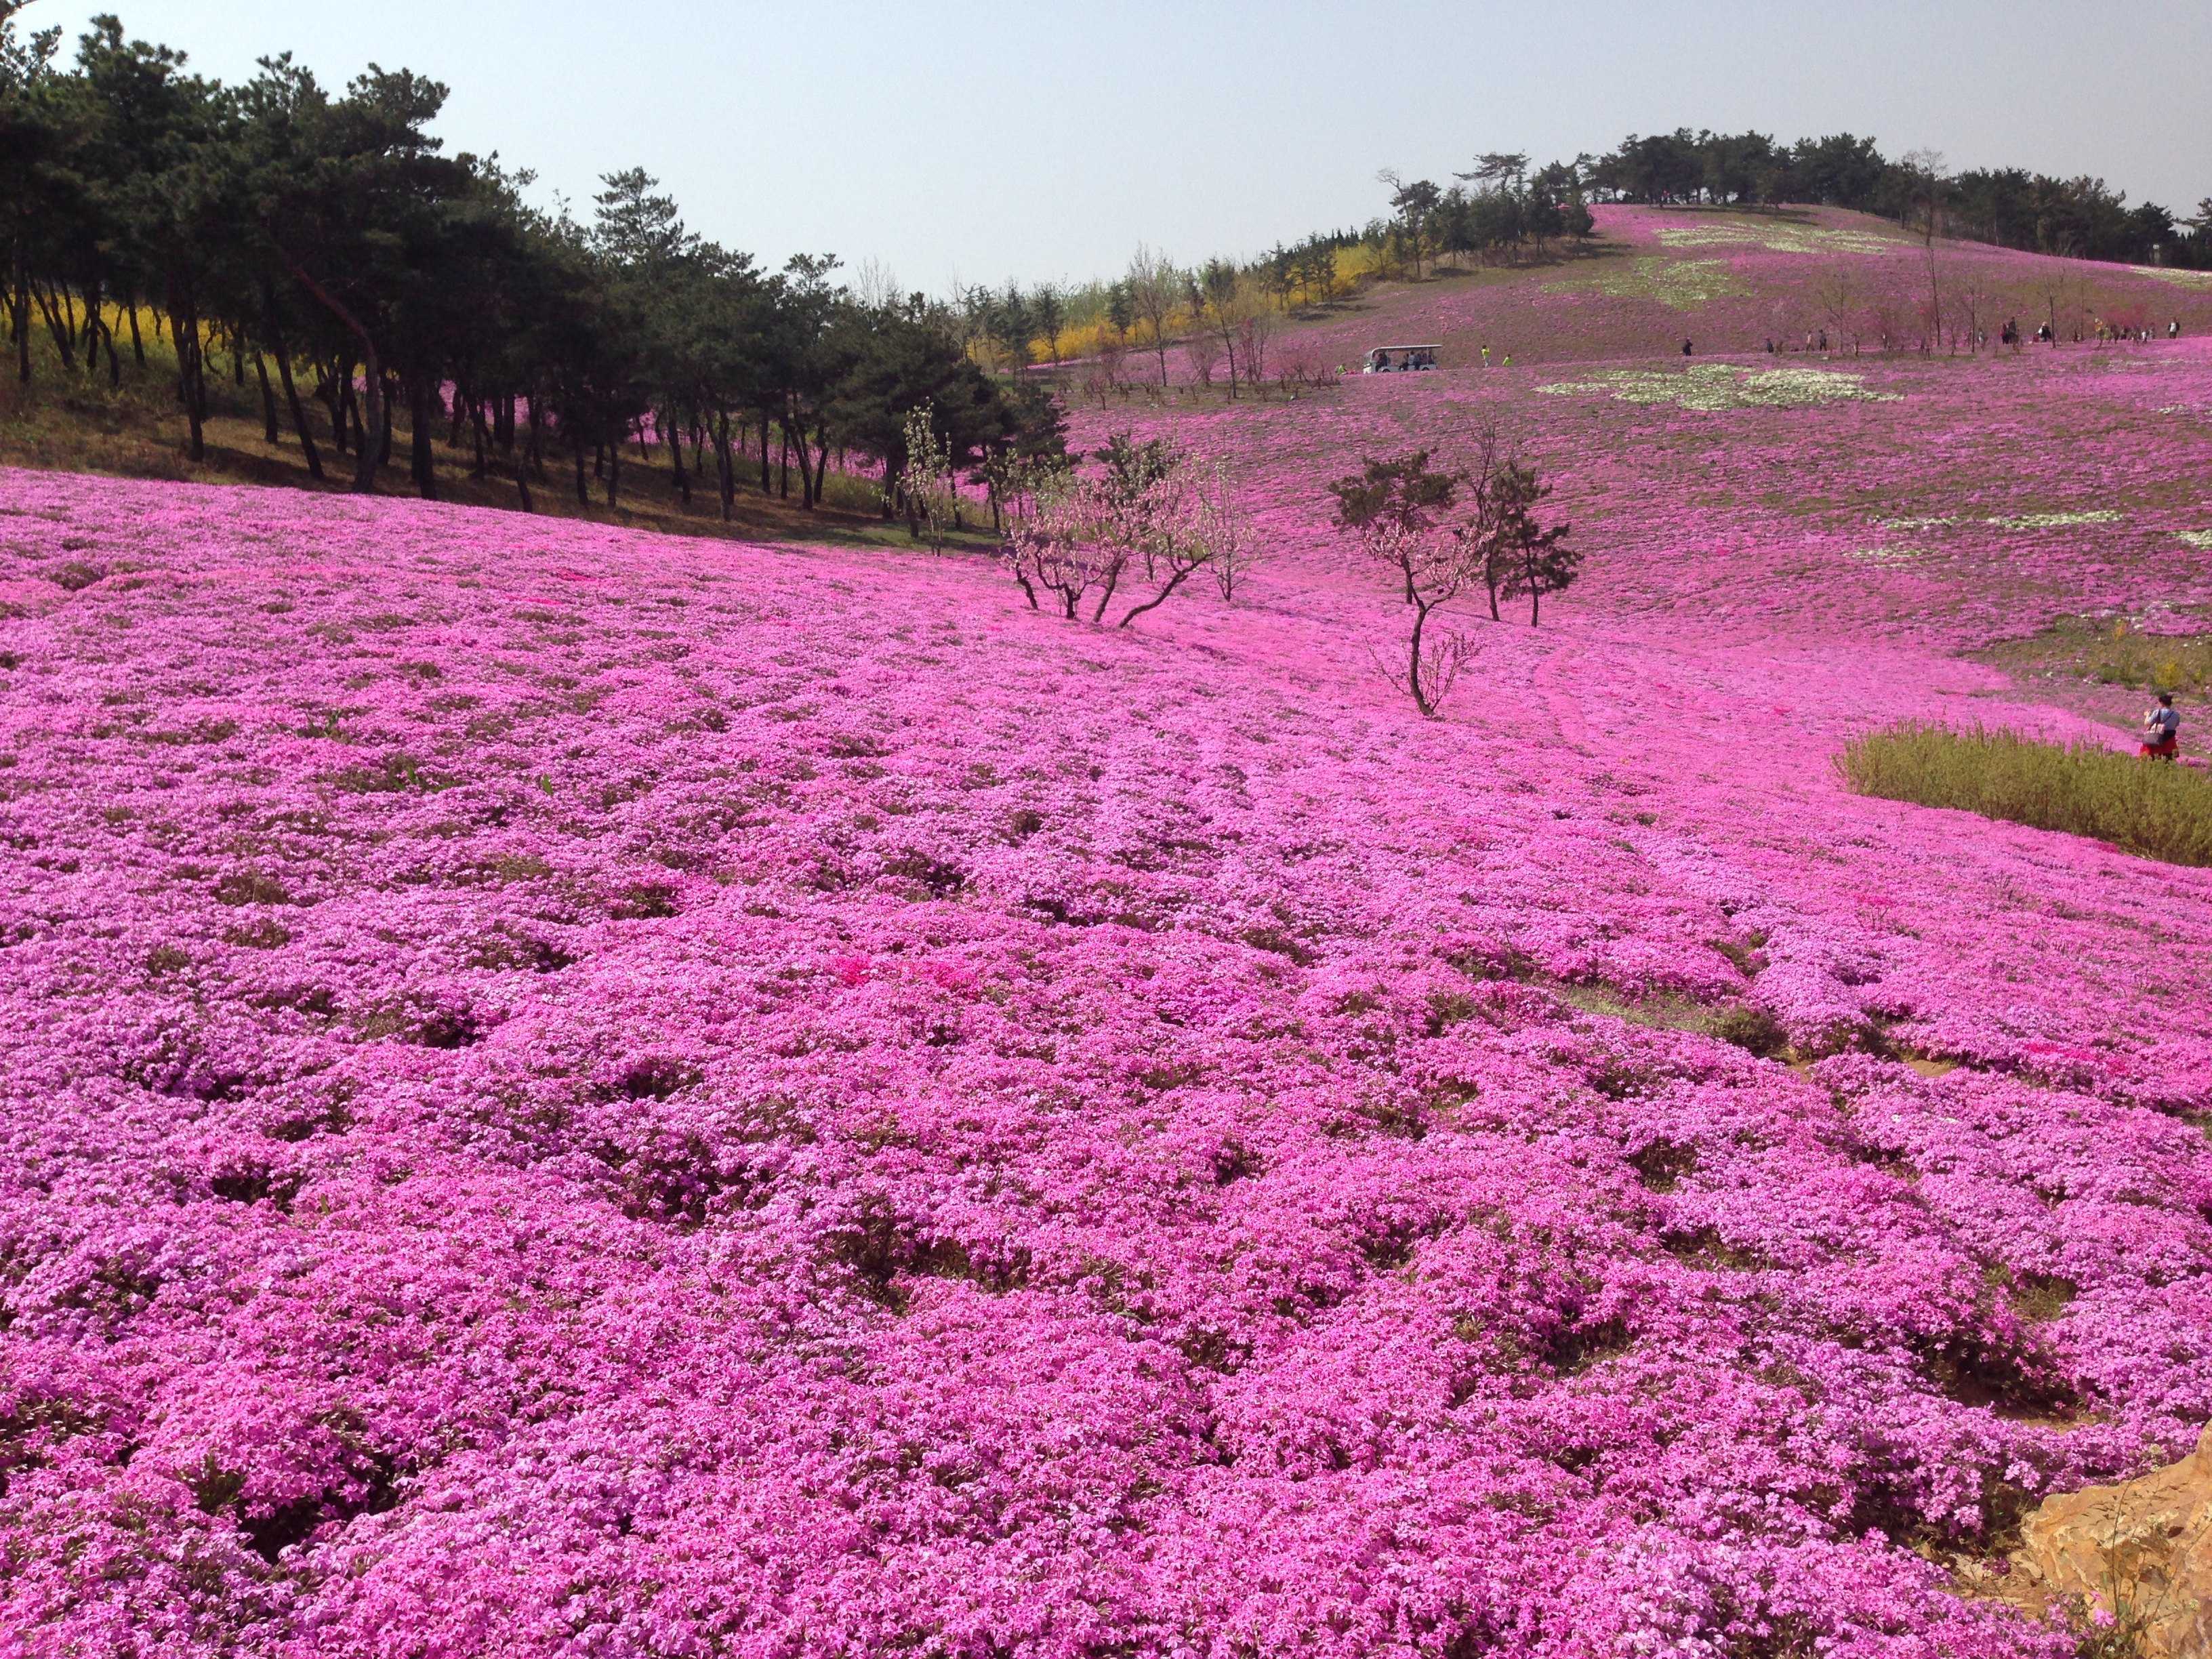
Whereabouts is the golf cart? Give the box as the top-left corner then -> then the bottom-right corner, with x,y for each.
1362,344 -> 1441,373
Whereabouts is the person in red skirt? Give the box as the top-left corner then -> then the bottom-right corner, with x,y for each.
2140,691 -> 2181,760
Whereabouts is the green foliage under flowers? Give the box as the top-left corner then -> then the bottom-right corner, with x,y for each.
1839,722 -> 2212,866
2079,623 -> 2212,695
1980,617 -> 2212,696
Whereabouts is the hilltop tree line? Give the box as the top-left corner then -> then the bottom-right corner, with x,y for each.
0,8 -> 1066,507
1027,128 -> 2209,388
1576,129 -> 2209,268
1366,136 -> 2206,274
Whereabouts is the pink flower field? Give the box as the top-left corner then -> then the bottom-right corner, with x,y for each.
5,273 -> 2212,1656
1276,207 -> 2212,371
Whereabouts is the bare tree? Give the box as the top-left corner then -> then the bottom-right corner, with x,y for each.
1185,317 -> 1222,389
1902,148 -> 1950,353
1814,265 -> 1860,354
2034,270 -> 2088,344
1240,307 -> 1275,392
853,258 -> 901,312
1948,269 -> 2003,355
1091,338 -> 1128,405
1200,259 -> 1247,397
1125,244 -> 1181,387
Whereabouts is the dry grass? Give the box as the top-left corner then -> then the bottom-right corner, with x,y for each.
1981,615 -> 2212,697
1839,721 -> 2212,866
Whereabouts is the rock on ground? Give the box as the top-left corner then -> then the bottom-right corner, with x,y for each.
2003,1427 -> 2212,1658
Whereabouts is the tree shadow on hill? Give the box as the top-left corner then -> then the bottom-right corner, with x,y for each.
1293,237 -> 1628,321
1632,201 -> 1823,224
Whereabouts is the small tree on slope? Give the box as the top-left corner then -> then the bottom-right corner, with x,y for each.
1330,450 -> 1474,717
1474,459 -> 1577,625
889,402 -> 958,552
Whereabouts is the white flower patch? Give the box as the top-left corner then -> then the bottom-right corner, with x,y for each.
2131,266 -> 2212,289
2181,531 -> 2212,550
1544,257 -> 1747,311
1986,511 -> 2124,529
1847,545 -> 1925,565
1880,510 -> 2123,532
1537,363 -> 1902,411
1656,220 -> 1901,256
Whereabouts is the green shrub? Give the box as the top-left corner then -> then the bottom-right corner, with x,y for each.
1838,722 -> 2212,867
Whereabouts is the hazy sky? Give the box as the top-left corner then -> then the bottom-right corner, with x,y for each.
27,0 -> 2212,290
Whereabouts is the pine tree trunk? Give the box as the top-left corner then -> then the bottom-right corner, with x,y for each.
409,378 -> 436,499
35,282 -> 75,369
169,284 -> 207,462
714,410 -> 735,521
12,276 -> 30,384
255,353 -> 280,443
272,340 -> 323,481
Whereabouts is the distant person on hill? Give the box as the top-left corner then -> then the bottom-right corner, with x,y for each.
1682,338 -> 1693,356
2171,320 -> 2182,339
2142,692 -> 2181,760
1481,344 -> 1492,368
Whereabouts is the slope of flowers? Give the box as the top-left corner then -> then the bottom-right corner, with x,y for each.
1074,334 -> 2212,650
1271,205 -> 2212,369
5,451 -> 2212,1658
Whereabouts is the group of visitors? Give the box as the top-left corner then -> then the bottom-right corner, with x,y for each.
1749,315 -> 2185,356
2091,320 -> 2175,344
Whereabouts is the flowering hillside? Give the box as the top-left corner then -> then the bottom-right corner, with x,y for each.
1265,206 -> 2212,371
3,328 -> 2212,1653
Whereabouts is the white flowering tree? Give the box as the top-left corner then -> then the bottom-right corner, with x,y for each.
1193,460 -> 1261,600
888,403 -> 958,552
1002,437 -> 1250,627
